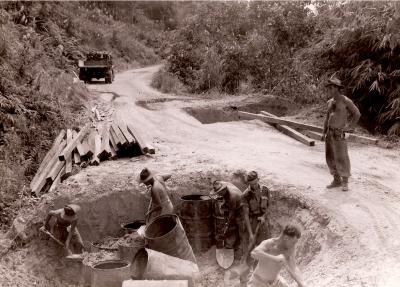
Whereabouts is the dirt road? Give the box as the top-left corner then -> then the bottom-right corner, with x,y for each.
87,65 -> 400,287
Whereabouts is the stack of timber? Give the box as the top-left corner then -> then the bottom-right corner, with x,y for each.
30,121 -> 155,196
238,110 -> 380,146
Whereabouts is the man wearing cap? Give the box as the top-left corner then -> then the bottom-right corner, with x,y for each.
137,168 -> 174,224
322,77 -> 361,191
44,204 -> 84,254
210,180 -> 244,253
242,171 -> 271,251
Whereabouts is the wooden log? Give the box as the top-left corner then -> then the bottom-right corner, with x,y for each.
118,123 -> 136,145
30,130 -> 65,191
110,144 -> 118,160
111,123 -> 128,147
86,130 -> 96,159
260,111 -> 315,146
127,123 -> 155,154
65,129 -> 73,177
109,128 -> 120,152
31,139 -> 67,196
59,124 -> 90,161
238,111 -> 323,133
99,125 -> 111,160
49,165 -> 66,193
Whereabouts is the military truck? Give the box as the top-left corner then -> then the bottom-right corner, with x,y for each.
78,51 -> 114,84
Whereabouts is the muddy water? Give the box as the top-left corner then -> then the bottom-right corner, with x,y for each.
185,98 -> 295,124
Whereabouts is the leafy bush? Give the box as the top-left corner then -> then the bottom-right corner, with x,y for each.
151,66 -> 184,94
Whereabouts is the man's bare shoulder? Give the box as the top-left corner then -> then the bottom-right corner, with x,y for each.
259,238 -> 278,251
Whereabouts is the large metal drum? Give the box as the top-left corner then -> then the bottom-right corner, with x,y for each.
178,194 -> 213,252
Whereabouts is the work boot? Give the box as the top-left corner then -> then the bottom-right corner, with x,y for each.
326,175 -> 341,189
342,177 -> 349,191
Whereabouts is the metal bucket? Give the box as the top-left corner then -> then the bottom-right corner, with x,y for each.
91,259 -> 131,287
120,220 -> 145,235
178,194 -> 213,252
132,248 -> 199,287
144,214 -> 196,263
118,234 -> 146,262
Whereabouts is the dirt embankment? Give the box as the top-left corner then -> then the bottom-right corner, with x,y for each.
1,65 -> 400,287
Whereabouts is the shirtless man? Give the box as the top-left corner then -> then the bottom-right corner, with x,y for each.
137,168 -> 174,224
44,204 -> 84,254
248,224 -> 305,287
321,77 -> 361,191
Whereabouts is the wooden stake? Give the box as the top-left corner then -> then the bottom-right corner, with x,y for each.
65,129 -> 73,177
59,124 -> 90,161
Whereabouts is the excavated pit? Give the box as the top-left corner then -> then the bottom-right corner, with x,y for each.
185,97 -> 295,124
9,171 -> 340,287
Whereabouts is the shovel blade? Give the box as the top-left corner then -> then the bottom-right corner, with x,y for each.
216,248 -> 234,269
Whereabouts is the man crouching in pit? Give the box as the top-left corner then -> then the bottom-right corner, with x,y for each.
247,224 -> 306,287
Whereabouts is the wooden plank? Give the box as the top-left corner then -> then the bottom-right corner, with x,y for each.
30,130 -> 65,190
31,139 -> 66,196
46,159 -> 65,182
347,133 -> 379,145
82,137 -> 92,157
86,130 -> 96,159
65,129 -> 73,177
99,125 -> 111,160
109,128 -> 120,152
90,131 -> 101,166
126,123 -> 148,154
296,129 -> 323,141
74,130 -> 86,157
111,124 -> 128,147
59,124 -> 90,161
118,123 -> 136,145
49,165 -> 66,193
260,111 -> 315,146
73,151 -> 81,165
238,111 -> 324,133
110,144 -> 118,160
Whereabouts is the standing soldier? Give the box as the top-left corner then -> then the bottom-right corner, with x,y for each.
210,180 -> 243,254
322,77 -> 361,191
242,171 -> 271,254
137,168 -> 174,224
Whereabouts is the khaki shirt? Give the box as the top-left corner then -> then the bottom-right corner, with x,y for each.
242,184 -> 270,217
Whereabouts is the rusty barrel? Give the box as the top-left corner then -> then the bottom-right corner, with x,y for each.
144,214 -> 196,263
178,194 -> 213,252
213,196 -> 228,248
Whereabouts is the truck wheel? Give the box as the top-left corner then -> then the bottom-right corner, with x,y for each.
105,77 -> 111,84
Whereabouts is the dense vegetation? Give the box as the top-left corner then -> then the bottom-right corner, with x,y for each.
0,1 -> 164,227
160,1 -> 400,134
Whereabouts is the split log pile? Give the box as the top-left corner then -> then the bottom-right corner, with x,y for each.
238,110 -> 380,147
30,121 -> 155,197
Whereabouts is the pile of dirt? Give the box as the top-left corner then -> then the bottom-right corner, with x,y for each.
117,232 -> 145,247
82,250 -> 118,268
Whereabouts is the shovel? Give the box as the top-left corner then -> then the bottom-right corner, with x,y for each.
216,222 -> 235,269
39,226 -> 83,262
230,212 -> 270,277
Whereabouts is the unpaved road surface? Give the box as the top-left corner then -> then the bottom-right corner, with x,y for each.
87,65 -> 400,287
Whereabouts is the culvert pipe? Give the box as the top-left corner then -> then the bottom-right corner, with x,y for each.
131,248 -> 199,287
120,220 -> 145,235
144,214 -> 196,263
178,194 -> 213,252
91,259 -> 131,287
